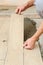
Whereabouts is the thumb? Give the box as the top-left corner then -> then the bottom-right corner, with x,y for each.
25,46 -> 29,49
25,46 -> 32,50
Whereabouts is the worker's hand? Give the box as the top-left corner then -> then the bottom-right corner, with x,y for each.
15,5 -> 26,14
23,37 -> 36,50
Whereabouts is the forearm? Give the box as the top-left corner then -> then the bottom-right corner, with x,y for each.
32,22 -> 43,41
24,0 -> 34,9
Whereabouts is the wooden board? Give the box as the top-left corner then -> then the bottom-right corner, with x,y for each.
24,43 -> 43,65
5,14 -> 24,65
5,14 -> 43,65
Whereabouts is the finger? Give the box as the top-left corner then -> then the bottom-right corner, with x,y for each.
19,9 -> 21,14
15,8 -> 19,14
25,46 -> 29,49
23,42 -> 27,48
25,46 -> 32,50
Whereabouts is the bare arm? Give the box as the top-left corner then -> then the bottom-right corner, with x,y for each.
32,22 -> 43,41
24,0 -> 35,9
15,0 -> 35,14
23,22 -> 43,50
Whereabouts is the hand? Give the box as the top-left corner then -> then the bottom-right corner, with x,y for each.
23,37 -> 36,50
15,5 -> 25,14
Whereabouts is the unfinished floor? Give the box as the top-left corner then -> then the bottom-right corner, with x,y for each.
0,6 -> 43,65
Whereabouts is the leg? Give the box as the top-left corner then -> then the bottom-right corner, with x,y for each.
23,22 -> 43,50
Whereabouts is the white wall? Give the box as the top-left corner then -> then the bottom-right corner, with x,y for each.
6,0 -> 29,5
0,0 -> 29,5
